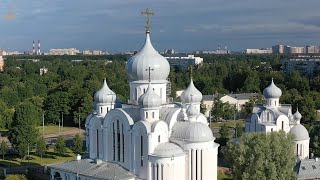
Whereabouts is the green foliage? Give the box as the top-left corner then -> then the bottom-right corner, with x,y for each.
235,123 -> 243,138
0,140 -> 8,159
55,136 -> 67,156
217,124 -> 230,146
4,174 -> 27,180
240,96 -> 263,118
309,124 -> 320,157
211,100 -> 236,121
200,100 -> 207,114
8,102 -> 39,159
223,132 -> 296,180
72,134 -> 83,154
35,137 -> 47,158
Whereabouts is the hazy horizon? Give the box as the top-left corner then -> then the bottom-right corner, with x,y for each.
1,0 -> 320,52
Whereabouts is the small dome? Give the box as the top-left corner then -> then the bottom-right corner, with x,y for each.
186,104 -> 198,117
293,109 -> 302,120
126,33 -> 170,82
152,143 -> 184,157
138,83 -> 161,108
171,122 -> 214,143
290,124 -> 309,141
181,80 -> 202,103
94,79 -> 116,104
263,79 -> 282,99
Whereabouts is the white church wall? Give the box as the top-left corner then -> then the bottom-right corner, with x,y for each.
276,115 -> 290,133
295,139 -> 310,159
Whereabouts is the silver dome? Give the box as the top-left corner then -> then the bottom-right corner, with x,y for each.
171,122 -> 214,143
263,79 -> 282,99
126,33 -> 170,82
94,79 -> 116,104
186,104 -> 198,117
152,142 -> 184,157
138,83 -> 161,108
181,80 -> 202,103
293,109 -> 302,120
290,124 -> 309,141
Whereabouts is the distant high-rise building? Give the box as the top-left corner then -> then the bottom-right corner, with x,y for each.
0,50 -> 4,72
165,54 -> 203,70
282,58 -> 320,77
306,45 -> 319,54
289,46 -> 306,54
49,48 -> 79,55
272,45 -> 285,54
246,48 -> 272,54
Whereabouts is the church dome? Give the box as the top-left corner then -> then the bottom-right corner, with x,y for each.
126,33 -> 170,82
186,104 -> 198,117
293,109 -> 302,120
138,83 -> 161,108
263,79 -> 282,99
152,143 -> 184,157
94,79 -> 116,104
181,80 -> 202,103
290,124 -> 309,141
171,122 -> 214,143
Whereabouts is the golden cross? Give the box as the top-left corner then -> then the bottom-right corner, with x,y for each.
141,8 -> 154,33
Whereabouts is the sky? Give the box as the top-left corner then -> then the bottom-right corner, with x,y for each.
1,0 -> 320,52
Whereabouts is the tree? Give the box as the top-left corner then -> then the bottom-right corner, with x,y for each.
217,124 -> 230,146
235,123 -> 243,138
55,136 -> 67,156
200,100 -> 207,114
35,137 -> 47,159
4,174 -> 27,180
309,124 -> 320,157
72,134 -> 83,154
223,132 -> 296,180
211,99 -> 236,121
8,102 -> 39,159
0,141 -> 8,159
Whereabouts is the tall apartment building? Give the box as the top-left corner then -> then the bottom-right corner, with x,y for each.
306,45 -> 319,53
165,54 -> 203,70
282,58 -> 320,77
272,45 -> 285,54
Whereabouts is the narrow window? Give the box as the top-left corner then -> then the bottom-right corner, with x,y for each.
158,135 -> 160,143
100,107 -> 103,114
191,150 -> 193,179
141,136 -> 143,166
146,112 -> 148,119
113,123 -> 115,161
267,112 -> 269,120
161,164 -> 164,180
296,144 -> 299,155
275,101 -> 276,106
96,130 -> 99,157
107,107 -> 109,112
156,165 -> 159,180
144,88 -> 146,93
152,164 -> 155,180
122,124 -> 124,162
152,112 -> 155,118
271,128 -> 273,132
282,121 -> 284,130
117,120 -> 120,162
201,150 -> 203,180
196,150 -> 198,180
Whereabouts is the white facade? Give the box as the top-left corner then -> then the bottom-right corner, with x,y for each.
51,31 -> 219,180
246,48 -> 272,54
245,79 -> 310,159
49,48 -> 79,55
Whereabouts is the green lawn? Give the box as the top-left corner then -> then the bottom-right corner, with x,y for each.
0,148 -> 77,167
210,120 -> 245,128
218,172 -> 233,180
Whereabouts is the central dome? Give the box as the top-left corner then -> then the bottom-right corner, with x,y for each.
171,122 -> 214,143
126,33 -> 170,82
290,124 -> 309,141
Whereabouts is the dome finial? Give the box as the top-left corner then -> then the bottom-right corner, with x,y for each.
189,66 -> 193,80
141,8 -> 154,34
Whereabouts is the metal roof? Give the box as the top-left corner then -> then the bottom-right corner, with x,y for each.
297,158 -> 320,180
49,159 -> 136,180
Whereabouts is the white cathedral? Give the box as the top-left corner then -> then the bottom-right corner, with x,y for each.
245,79 -> 310,160
49,28 -> 219,179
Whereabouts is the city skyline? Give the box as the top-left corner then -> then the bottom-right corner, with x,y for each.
0,0 -> 320,52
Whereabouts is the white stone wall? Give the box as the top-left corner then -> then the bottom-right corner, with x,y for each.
295,139 -> 310,159
129,81 -> 167,105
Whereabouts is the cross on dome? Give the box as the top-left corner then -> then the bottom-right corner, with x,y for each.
145,67 -> 154,83
141,8 -> 154,33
